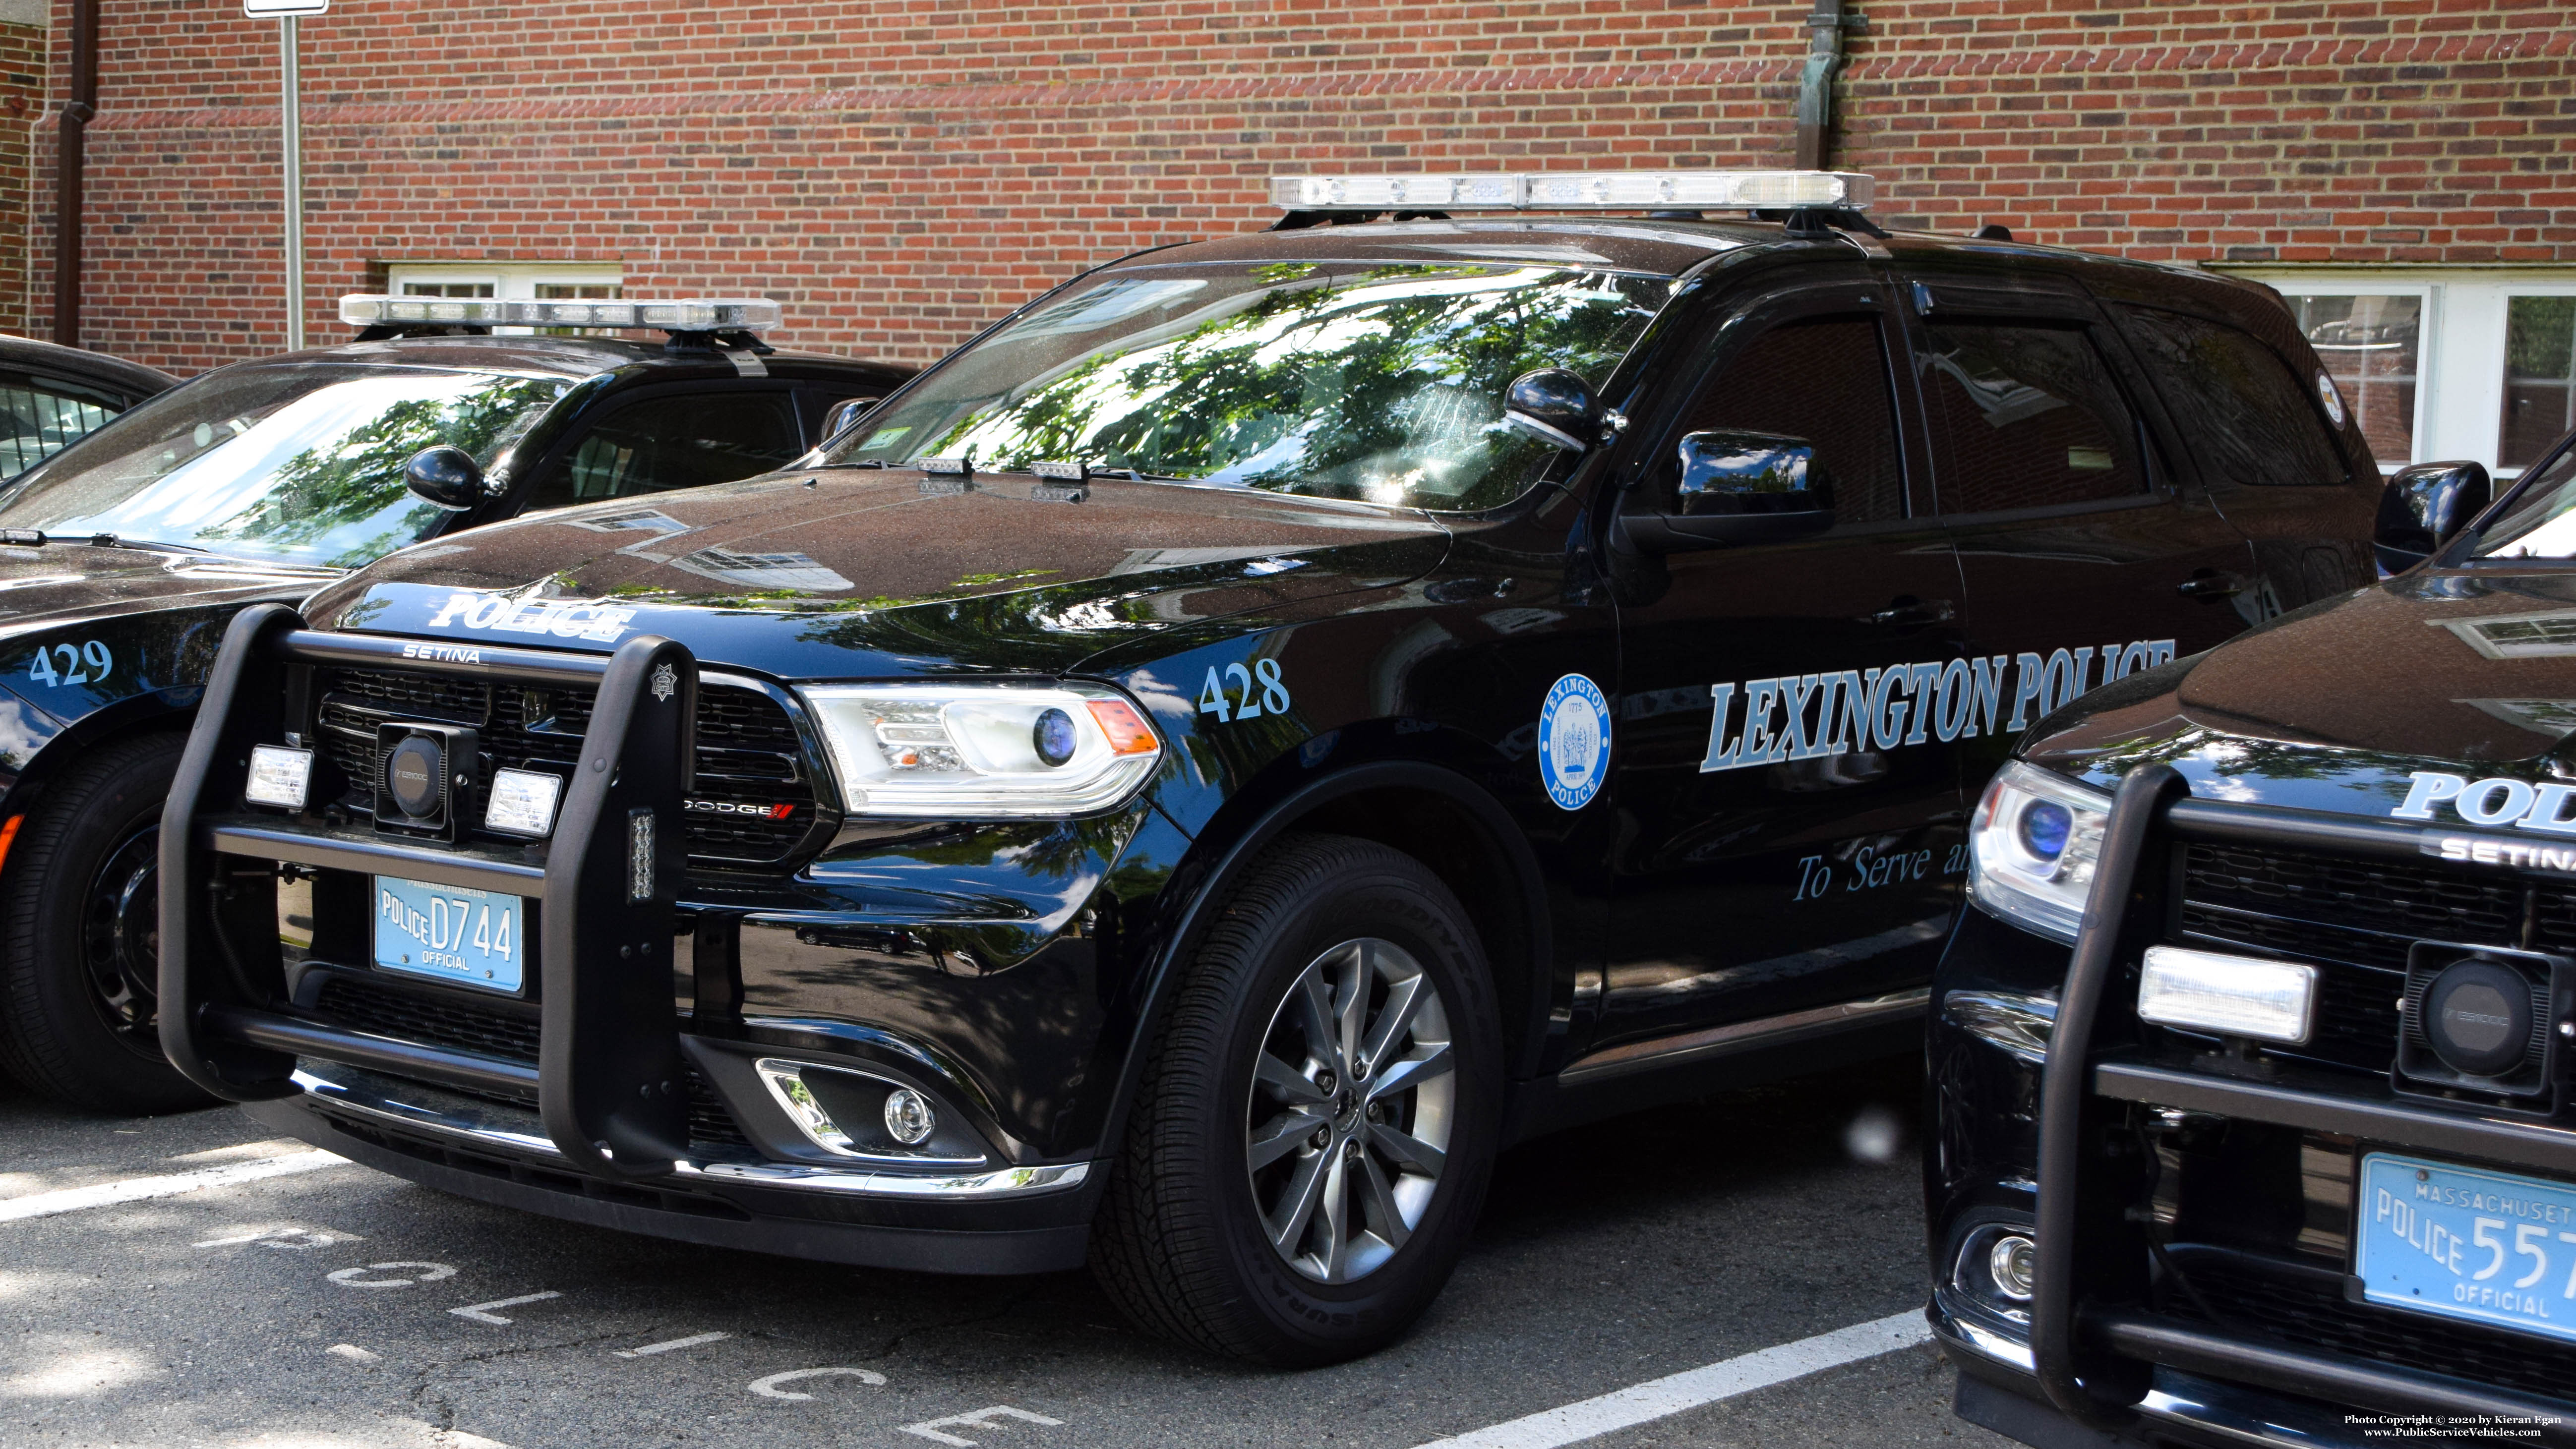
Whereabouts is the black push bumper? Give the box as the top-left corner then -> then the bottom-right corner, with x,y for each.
158,605 -> 1095,1272
2011,766 -> 2576,1446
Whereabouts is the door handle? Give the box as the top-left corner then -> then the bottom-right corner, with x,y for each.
2176,571 -> 2244,600
1865,597 -> 1956,627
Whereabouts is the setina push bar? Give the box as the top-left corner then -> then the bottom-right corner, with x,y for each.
158,602 -> 699,1182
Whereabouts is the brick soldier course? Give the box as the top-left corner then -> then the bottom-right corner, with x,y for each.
4,0 -> 2570,374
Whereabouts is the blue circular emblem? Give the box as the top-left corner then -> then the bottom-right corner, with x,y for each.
1537,673 -> 1611,811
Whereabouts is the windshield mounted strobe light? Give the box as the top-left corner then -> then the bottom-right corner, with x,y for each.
799,682 -> 1162,819
243,744 -> 313,810
1268,170 -> 1875,213
338,295 -> 782,333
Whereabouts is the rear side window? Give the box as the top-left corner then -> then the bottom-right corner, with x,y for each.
528,392 -> 803,510
0,372 -> 129,481
1676,315 -> 1906,523
1920,323 -> 2145,514
2118,305 -> 2351,487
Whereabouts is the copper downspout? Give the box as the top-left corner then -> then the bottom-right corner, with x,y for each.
1793,1 -> 1850,171
52,0 -> 96,347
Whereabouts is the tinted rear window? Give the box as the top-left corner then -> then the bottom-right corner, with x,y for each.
2118,305 -> 2352,487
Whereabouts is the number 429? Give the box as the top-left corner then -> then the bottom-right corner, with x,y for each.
1198,658 -> 1291,723
27,639 -> 111,688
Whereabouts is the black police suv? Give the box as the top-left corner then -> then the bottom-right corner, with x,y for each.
0,332 -> 177,479
160,171 -> 2378,1367
1931,430 -> 2576,1445
0,299 -> 906,1113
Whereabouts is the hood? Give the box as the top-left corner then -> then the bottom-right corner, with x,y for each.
2025,569 -> 2576,818
301,467 -> 1452,679
0,543 -> 326,636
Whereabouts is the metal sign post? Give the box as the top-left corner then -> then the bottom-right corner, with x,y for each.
244,0 -> 327,350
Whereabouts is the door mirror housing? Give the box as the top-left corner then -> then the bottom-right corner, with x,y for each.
1620,429 -> 1837,554
2374,459 -> 2491,575
820,396 -> 881,446
1502,368 -> 1604,452
403,445 -> 487,512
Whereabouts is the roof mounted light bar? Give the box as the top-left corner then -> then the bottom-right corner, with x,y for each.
338,295 -> 782,333
1268,170 -> 1874,212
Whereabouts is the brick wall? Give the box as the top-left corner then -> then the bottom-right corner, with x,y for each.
0,18 -> 43,336
17,0 -> 2575,373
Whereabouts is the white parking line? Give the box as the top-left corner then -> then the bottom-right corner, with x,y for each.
616,1331 -> 731,1358
0,1150 -> 345,1223
449,1291 -> 562,1326
1410,1309 -> 1932,1449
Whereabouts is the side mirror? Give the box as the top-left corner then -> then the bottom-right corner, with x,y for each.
2374,459 -> 2491,575
1619,430 -> 1837,553
820,396 -> 881,445
404,445 -> 486,512
1502,368 -> 1604,452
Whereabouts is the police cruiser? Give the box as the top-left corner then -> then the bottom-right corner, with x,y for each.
1932,429 -> 2576,1444
0,297 -> 906,1112
162,170 -> 2377,1365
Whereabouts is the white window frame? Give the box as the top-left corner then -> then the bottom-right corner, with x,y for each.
2216,265 -> 2576,479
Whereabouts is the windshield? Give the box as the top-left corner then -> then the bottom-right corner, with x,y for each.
2468,439 -> 2576,561
823,261 -> 1672,511
0,365 -> 572,567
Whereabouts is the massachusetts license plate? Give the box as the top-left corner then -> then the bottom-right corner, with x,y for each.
2355,1152 -> 2576,1345
372,876 -> 525,994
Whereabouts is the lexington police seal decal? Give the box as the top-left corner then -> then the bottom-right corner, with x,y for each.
1538,673 -> 1611,811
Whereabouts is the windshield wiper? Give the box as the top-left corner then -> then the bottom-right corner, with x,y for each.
79,532 -> 211,555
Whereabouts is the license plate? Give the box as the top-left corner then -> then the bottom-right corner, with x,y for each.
371,876 -> 525,993
2355,1152 -> 2576,1345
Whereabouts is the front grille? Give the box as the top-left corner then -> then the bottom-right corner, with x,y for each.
2164,1250 -> 2576,1405
2171,842 -> 2562,1076
314,665 -> 816,867
308,974 -> 750,1150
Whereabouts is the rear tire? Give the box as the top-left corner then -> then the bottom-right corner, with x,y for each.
0,733 -> 211,1114
1091,833 -> 1501,1366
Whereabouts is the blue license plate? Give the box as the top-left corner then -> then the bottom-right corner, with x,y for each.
2355,1152 -> 2576,1345
371,876 -> 525,993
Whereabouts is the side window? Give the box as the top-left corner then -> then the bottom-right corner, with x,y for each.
0,373 -> 128,480
1919,322 -> 2145,514
1674,314 -> 1906,523
2116,305 -> 2352,488
527,392 -> 803,511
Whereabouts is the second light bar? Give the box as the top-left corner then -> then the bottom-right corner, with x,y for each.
340,295 -> 783,332
1268,170 -> 1875,212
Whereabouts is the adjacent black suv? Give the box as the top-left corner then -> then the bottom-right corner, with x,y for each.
0,304 -> 906,1112
1931,432 -> 2576,1445
161,174 -> 2381,1366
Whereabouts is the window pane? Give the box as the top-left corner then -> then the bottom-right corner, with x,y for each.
0,378 -> 123,480
1921,323 -> 2144,514
2502,296 -> 2576,472
2116,306 -> 2350,486
2284,294 -> 2417,467
401,281 -> 495,298
529,392 -> 802,510
1674,315 -> 1905,522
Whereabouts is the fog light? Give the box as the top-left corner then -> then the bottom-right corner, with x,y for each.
884,1087 -> 936,1145
2137,945 -> 2317,1045
483,768 -> 561,837
244,745 -> 313,810
1989,1235 -> 2037,1301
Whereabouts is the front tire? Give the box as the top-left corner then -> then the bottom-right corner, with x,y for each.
0,733 -> 211,1114
1091,833 -> 1501,1366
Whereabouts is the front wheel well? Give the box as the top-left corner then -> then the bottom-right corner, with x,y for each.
1288,784 -> 1546,1079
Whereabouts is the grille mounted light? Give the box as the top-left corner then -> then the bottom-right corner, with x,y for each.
2137,946 -> 2317,1045
339,295 -> 781,332
244,745 -> 313,810
1268,170 -> 1875,212
483,768 -> 562,838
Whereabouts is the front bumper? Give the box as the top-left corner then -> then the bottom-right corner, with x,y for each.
1934,768 -> 2576,1447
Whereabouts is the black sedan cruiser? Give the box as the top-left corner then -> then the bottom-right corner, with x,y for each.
162,170 -> 2377,1365
0,298 -> 906,1113
1930,432 -> 2576,1445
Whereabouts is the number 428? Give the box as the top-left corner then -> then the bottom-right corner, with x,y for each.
27,639 -> 111,688
1198,658 -> 1291,723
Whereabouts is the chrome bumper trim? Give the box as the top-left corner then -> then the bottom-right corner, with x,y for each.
288,1064 -> 1088,1201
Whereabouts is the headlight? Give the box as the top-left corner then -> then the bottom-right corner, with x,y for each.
1968,761 -> 2113,944
798,682 -> 1162,818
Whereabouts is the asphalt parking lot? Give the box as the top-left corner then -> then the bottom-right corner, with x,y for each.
1,1053 -> 2007,1449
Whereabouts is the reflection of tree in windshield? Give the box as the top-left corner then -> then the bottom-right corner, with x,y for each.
914,265 -> 1665,511
202,377 -> 563,567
